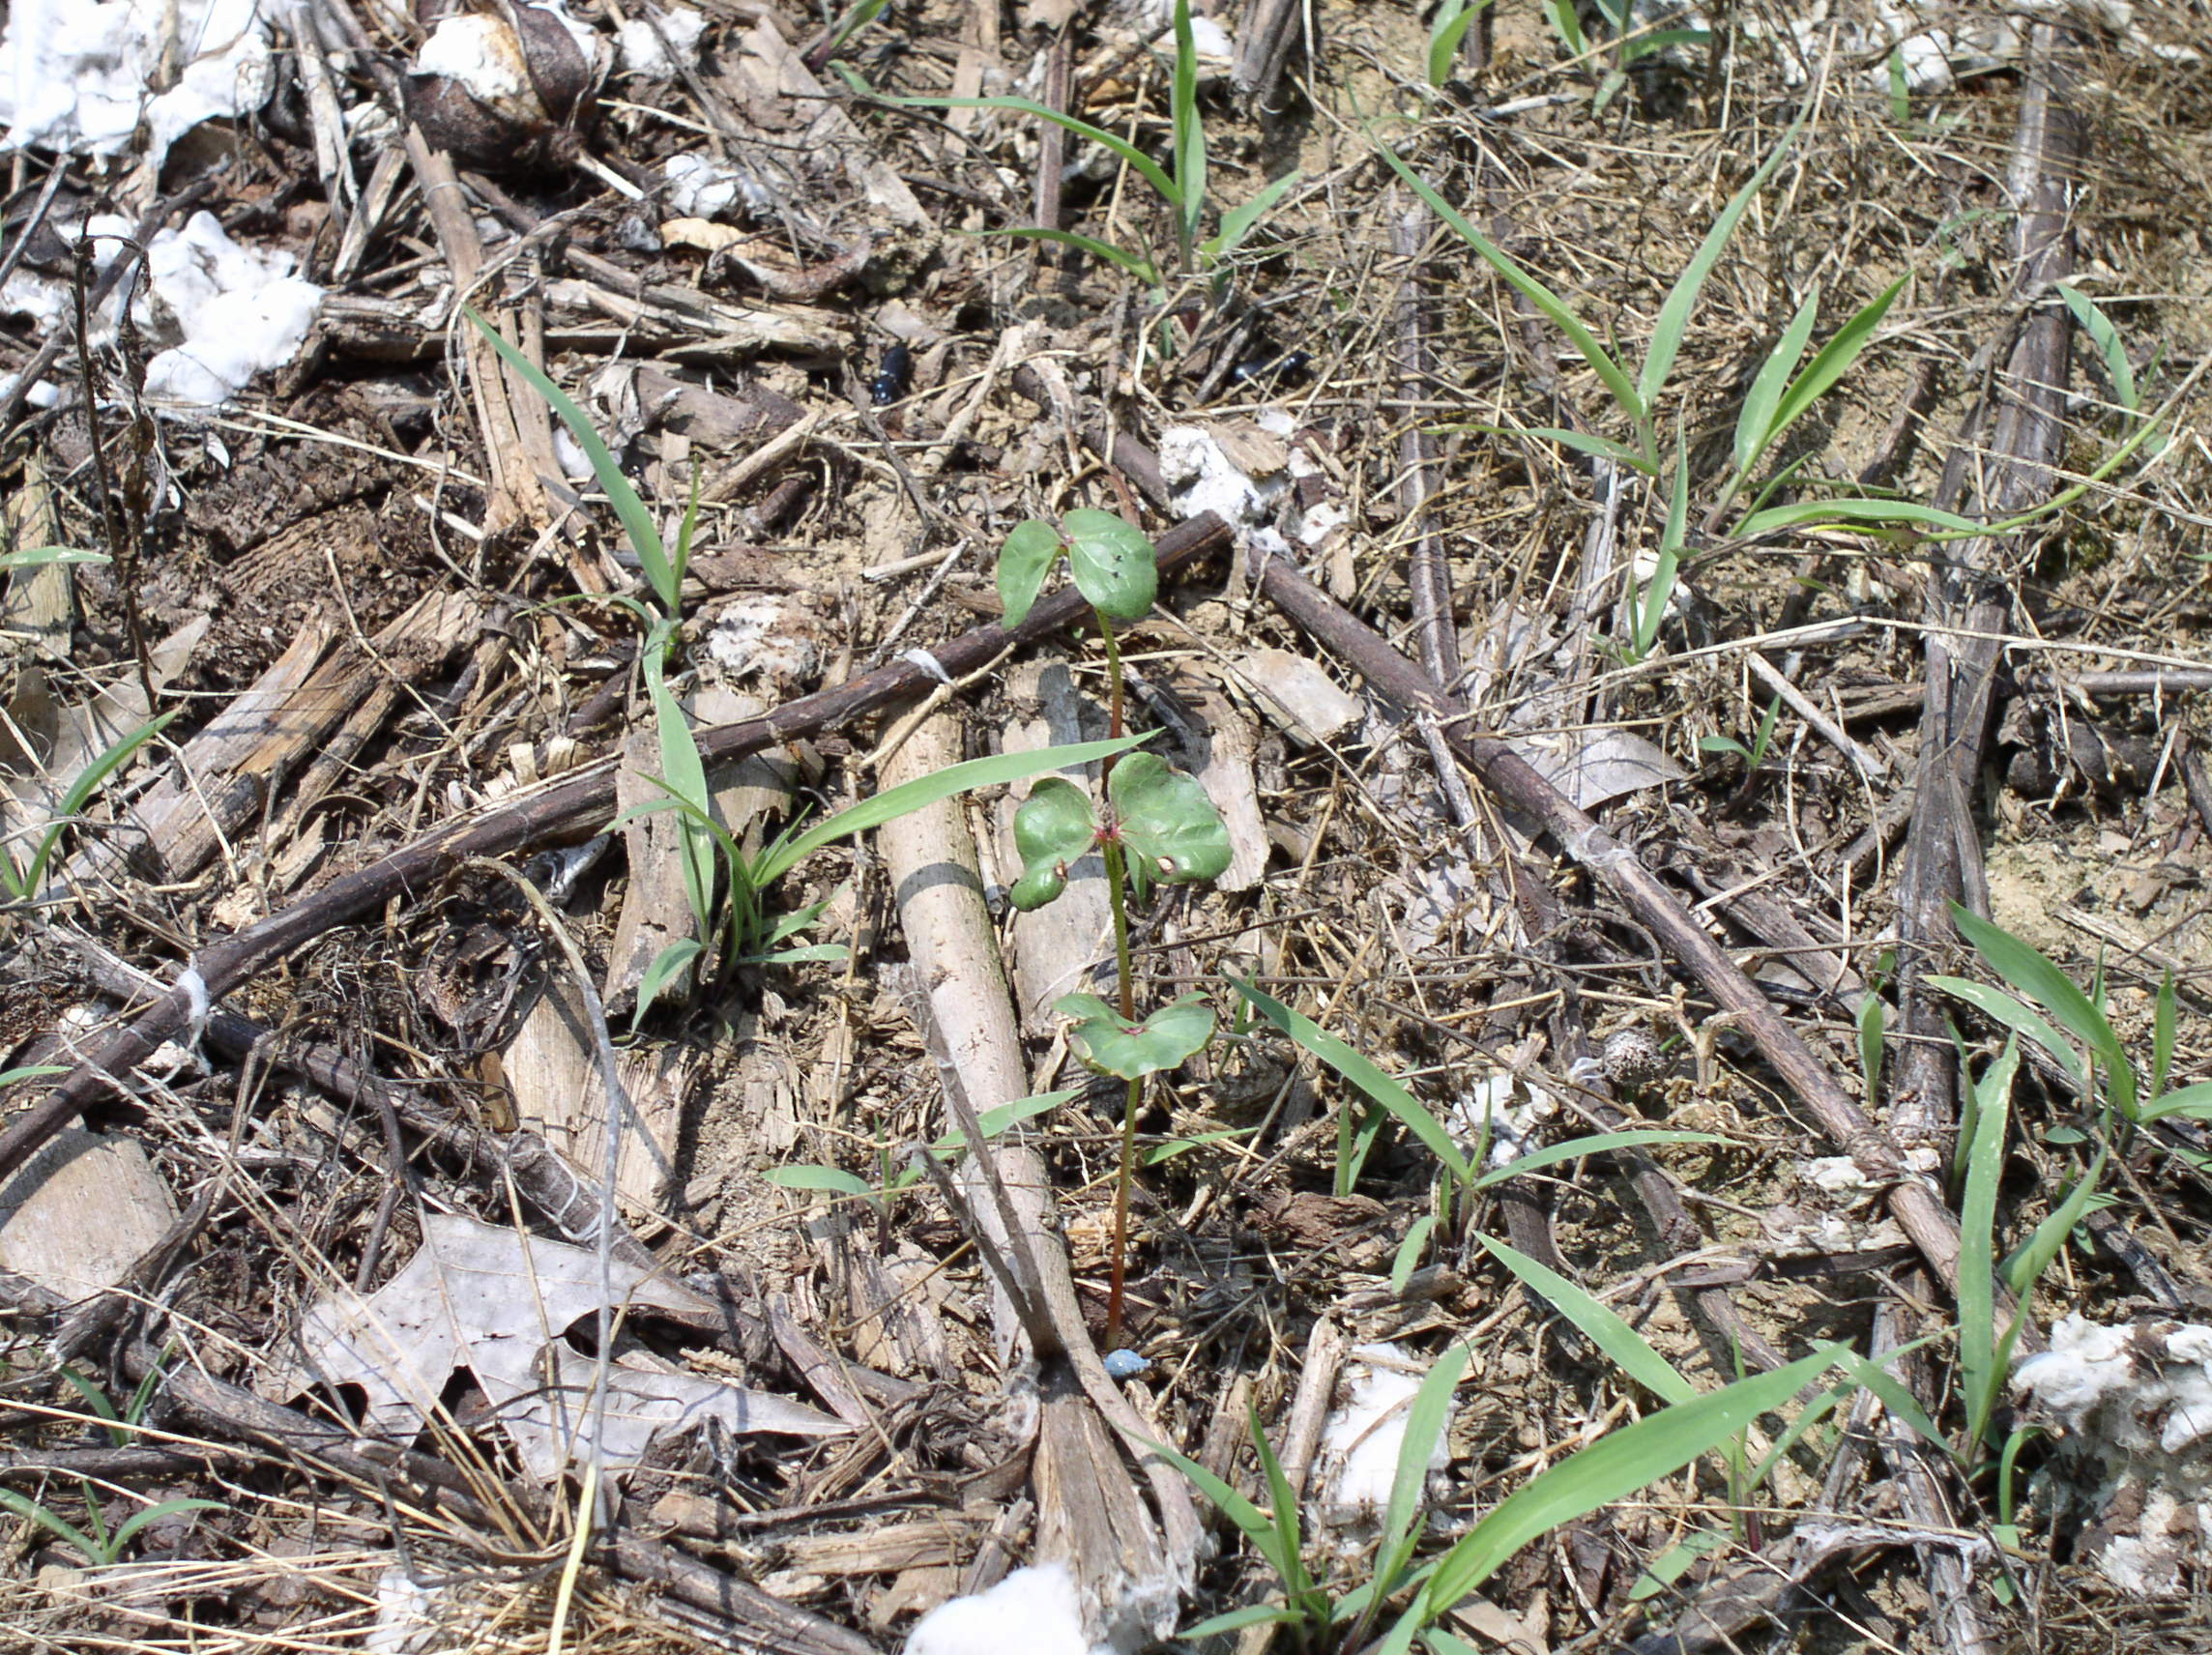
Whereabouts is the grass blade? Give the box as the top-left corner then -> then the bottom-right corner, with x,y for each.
1232,978 -> 1472,1183
465,308 -> 675,611
1203,170 -> 1300,264
1925,976 -> 2085,1091
1736,497 -> 1985,537
2002,1147 -> 2106,1297
1379,147 -> 1645,444
1759,276 -> 1907,463
643,638 -> 715,928
1950,904 -> 2134,1117
1412,1347 -> 1840,1618
1382,1341 -> 1471,1574
1732,282 -> 1821,479
1481,1236 -> 1694,1404
988,226 -> 1159,287
1248,1403 -> 1316,1600
1427,0 -> 1487,85
2056,283 -> 2139,412
1171,0 -> 1205,266
105,1498 -> 225,1560
0,1488 -> 102,1563
1959,1038 -> 2017,1450
20,710 -> 178,893
1641,123 -> 1799,407
864,87 -> 1180,215
2143,1082 -> 2212,1123
1510,425 -> 1652,468
631,939 -> 706,1031
1471,1129 -> 1723,1191
753,733 -> 1152,886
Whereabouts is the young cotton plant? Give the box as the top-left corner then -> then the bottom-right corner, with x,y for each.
998,507 -> 1231,1346
470,310 -> 1162,1026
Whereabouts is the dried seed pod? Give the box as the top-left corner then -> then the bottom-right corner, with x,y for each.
404,0 -> 604,172
1601,1026 -> 1669,1092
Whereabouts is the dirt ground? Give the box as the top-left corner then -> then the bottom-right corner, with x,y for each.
2,0 -> 2211,1651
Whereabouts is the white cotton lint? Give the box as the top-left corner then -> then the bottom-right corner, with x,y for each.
138,213 -> 324,409
617,6 -> 705,77
415,14 -> 533,104
0,0 -> 276,165
1316,1342 -> 1452,1527
906,1564 -> 1097,1655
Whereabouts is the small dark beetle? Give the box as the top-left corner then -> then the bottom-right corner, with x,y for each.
870,341 -> 914,406
1228,348 -> 1313,387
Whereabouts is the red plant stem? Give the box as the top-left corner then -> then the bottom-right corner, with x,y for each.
1096,602 -> 1142,1348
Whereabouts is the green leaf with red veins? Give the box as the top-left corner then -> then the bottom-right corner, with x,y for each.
998,518 -> 1065,628
1061,508 -> 1158,622
1058,993 -> 1216,1081
1008,776 -> 1098,912
1109,752 -> 1230,885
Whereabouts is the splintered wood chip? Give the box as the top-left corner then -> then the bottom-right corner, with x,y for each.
271,1213 -> 847,1484
1238,648 -> 1362,744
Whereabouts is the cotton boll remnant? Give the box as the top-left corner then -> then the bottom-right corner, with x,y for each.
664,153 -> 775,221
705,595 -> 823,690
906,1564 -> 1093,1655
404,0 -> 602,171
1315,1343 -> 1452,1527
138,214 -> 323,408
617,6 -> 705,77
1158,422 -> 1288,530
2013,1315 -> 2212,1596
1447,1070 -> 1557,1169
0,0 -> 276,165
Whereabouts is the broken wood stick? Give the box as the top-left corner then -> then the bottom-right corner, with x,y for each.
1246,544 -> 1993,1326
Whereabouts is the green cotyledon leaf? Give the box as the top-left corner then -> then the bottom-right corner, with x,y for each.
1108,752 -> 1230,885
1059,993 -> 1216,1081
1008,776 -> 1098,911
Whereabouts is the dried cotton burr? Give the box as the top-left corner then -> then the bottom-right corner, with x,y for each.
404,0 -> 605,171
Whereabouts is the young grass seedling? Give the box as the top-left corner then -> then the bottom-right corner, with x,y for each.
1425,0 -> 1491,87
996,507 -> 1231,1346
0,709 -> 177,903
4,1351 -> 224,1568
1156,1333 -> 1844,1651
858,0 -> 1295,290
1232,978 -> 1720,1220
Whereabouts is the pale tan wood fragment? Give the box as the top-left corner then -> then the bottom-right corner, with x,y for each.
501,975 -> 694,1220
1,453 -> 73,665
0,1128 -> 179,1302
1186,688 -> 1268,892
785,1517 -> 978,1577
997,661 -> 1113,1033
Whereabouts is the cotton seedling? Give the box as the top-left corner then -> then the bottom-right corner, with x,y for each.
471,310 -> 1168,1027
996,507 -> 1232,1346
